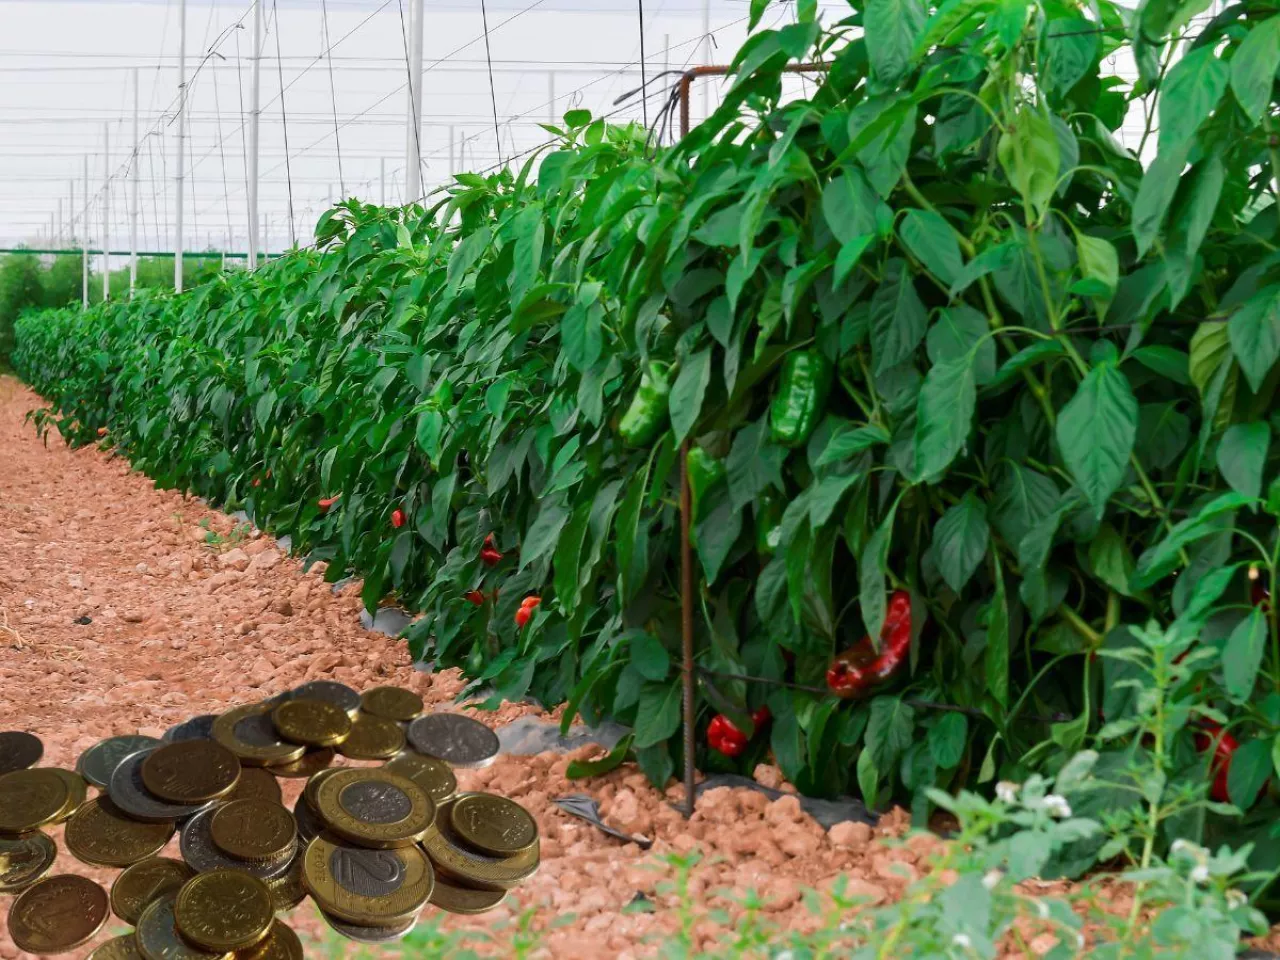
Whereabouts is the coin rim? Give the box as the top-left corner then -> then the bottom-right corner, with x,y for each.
136,895 -> 233,960
0,767 -> 71,834
108,749 -> 217,823
208,798 -> 298,863
174,869 -> 276,952
301,833 -> 435,926
336,713 -> 406,761
448,792 -> 539,857
406,713 -> 500,769
110,856 -> 196,924
0,830 -> 56,893
8,874 -> 109,954
77,735 -> 163,788
428,874 -> 508,915
141,740 -> 242,803
179,804 -> 298,881
271,699 -> 352,747
360,686 -> 425,723
383,753 -> 458,805
313,768 -> 436,848
65,795 -> 176,867
212,704 -> 306,767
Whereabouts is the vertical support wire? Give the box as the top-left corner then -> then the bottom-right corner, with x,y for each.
271,0 -> 296,246
479,0 -> 503,168
320,0 -> 346,197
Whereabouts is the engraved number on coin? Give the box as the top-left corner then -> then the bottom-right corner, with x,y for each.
329,848 -> 406,898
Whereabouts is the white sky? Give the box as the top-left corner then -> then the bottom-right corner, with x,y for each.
0,0 -> 850,252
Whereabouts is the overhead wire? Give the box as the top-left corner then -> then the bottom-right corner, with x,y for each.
320,0 -> 346,196
479,0 -> 504,166
270,0 -> 296,244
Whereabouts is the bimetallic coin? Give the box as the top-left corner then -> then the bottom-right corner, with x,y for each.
212,705 -> 306,768
111,856 -> 196,924
407,713 -> 500,769
292,793 -> 325,845
263,854 -> 307,912
321,908 -> 419,944
136,896 -> 231,960
142,740 -> 241,803
266,748 -> 335,780
209,799 -> 296,862
287,681 -> 361,717
8,874 -> 110,954
65,796 -> 175,867
47,768 -> 89,824
88,935 -> 146,960
179,805 -> 296,881
77,735 -> 163,788
450,792 -> 538,857
0,731 -> 43,776
236,921 -> 304,959
429,875 -> 508,914
302,834 -> 434,927
226,766 -> 283,805
0,831 -> 56,893
422,814 -> 540,891
109,749 -> 217,824
174,869 -> 275,952
0,767 -> 70,835
384,752 -> 458,805
314,768 -> 435,849
271,699 -> 352,747
304,767 -> 343,812
337,714 -> 405,761
163,715 -> 217,743
360,686 -> 425,723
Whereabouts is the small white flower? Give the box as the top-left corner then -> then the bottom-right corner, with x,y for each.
1076,934 -> 1086,949
1036,901 -> 1050,920
1043,794 -> 1072,818
1227,889 -> 1248,909
775,952 -> 794,960
952,933 -> 972,949
996,781 -> 1019,803
1191,864 -> 1210,885
982,869 -> 1003,890
1170,839 -> 1193,857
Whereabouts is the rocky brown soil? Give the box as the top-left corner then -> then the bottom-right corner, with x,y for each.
0,376 -> 929,958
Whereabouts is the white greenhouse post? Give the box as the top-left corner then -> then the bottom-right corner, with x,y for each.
130,68 -> 140,296
248,0 -> 262,270
175,0 -> 188,292
82,156 -> 89,308
102,123 -> 110,301
404,0 -> 425,202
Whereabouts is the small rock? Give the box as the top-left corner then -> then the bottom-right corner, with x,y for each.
829,820 -> 873,848
217,548 -> 250,571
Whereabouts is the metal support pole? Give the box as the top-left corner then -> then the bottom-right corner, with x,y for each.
130,67 -> 140,296
82,156 -> 89,309
248,0 -> 262,269
175,0 -> 187,292
102,123 -> 110,301
68,180 -> 74,239
680,439 -> 696,818
262,213 -> 268,260
701,0 -> 711,121
380,158 -> 386,206
404,0 -> 425,202
448,127 -> 456,176
55,205 -> 60,245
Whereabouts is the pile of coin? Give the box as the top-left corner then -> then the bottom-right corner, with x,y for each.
0,680 -> 540,956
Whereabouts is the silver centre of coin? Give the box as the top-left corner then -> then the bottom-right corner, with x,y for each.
328,847 -> 406,898
406,714 -> 500,768
338,782 -> 412,824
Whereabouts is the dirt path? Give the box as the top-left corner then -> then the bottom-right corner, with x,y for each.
0,376 -> 922,958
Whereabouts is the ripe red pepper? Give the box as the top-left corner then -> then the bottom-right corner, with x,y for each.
515,596 -> 541,628
480,535 -> 503,567
97,426 -> 108,437
707,714 -> 749,757
391,508 -> 406,529
318,495 -> 341,513
826,590 -> 914,700
752,705 -> 772,727
464,590 -> 485,606
1195,722 -> 1238,803
251,478 -> 261,488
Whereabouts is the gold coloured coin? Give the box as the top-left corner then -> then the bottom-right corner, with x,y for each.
267,747 -> 335,779
48,768 -> 88,824
360,686 -> 425,723
65,795 -> 176,867
422,814 -> 540,891
111,857 -> 195,924
313,768 -> 435,848
209,799 -> 297,862
212,705 -> 306,768
174,869 -> 275,952
321,908 -> 419,944
0,731 -> 43,776
141,740 -> 241,803
384,753 -> 458,805
88,934 -> 146,960
337,713 -> 405,760
302,833 -> 434,926
237,921 -> 304,959
271,698 -> 352,747
227,766 -> 283,804
136,896 -> 231,960
0,768 -> 70,835
304,767 -> 343,812
429,875 -> 508,914
179,805 -> 296,881
264,855 -> 307,912
0,831 -> 56,893
450,792 -> 538,857
8,874 -> 110,954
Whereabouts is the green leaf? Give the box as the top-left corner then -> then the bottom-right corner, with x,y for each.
631,632 -> 671,682
615,464 -> 651,607
949,242 -> 1018,299
726,419 -> 786,512
870,259 -> 928,375
1088,523 -> 1135,597
926,306 -> 996,385
520,498 -> 570,570
933,492 -> 990,593
1217,421 -> 1271,501
1132,138 -> 1192,258
669,348 -> 713,446
1055,362 -> 1138,516
553,500 -> 593,614
865,695 -> 916,770
865,0 -> 926,86
988,340 -> 1066,390
694,489 -> 744,584
834,235 -> 875,288
1129,346 -> 1190,385
822,167 -> 881,246
927,712 -> 968,769
632,682 -> 681,749
996,108 -> 1060,220
985,554 -> 1010,710
860,496 -> 900,640
1228,737 -> 1271,810
816,422 -> 891,466
1158,46 -> 1228,153
566,734 -> 634,779
915,354 -> 976,481
1075,233 -> 1119,317
748,0 -> 771,31
1041,16 -> 1100,96
1224,608 -> 1268,704
560,286 -> 603,372
1231,16 -> 1280,123
1228,285 -> 1280,393
992,464 -> 1060,547
899,210 -> 963,286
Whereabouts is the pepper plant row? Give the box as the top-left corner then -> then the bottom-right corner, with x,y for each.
15,0 -> 1280,874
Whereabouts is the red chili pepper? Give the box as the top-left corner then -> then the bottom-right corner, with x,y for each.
520,595 -> 541,610
752,705 -> 772,727
826,590 -> 914,700
515,597 -> 541,629
97,427 -> 108,437
251,478 -> 261,488
464,590 -> 485,606
391,508 -> 406,529
318,495 -> 341,513
480,546 -> 504,567
707,714 -> 749,757
1195,722 -> 1238,803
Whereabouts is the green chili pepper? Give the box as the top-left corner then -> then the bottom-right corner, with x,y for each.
686,446 -> 725,515
618,362 -> 671,447
755,490 -> 783,556
769,350 -> 833,448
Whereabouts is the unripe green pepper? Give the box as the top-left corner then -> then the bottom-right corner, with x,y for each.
687,446 -> 726,514
755,490 -> 783,555
618,362 -> 671,447
769,350 -> 832,448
